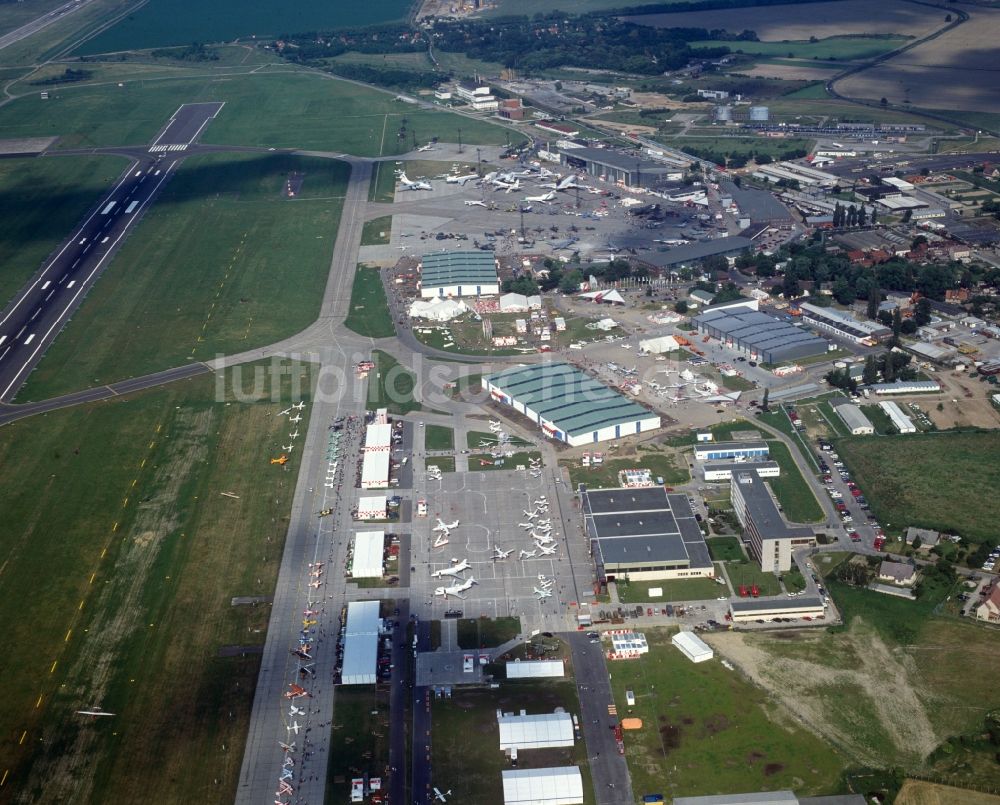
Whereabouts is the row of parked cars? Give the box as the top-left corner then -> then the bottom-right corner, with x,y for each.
815,438 -> 885,549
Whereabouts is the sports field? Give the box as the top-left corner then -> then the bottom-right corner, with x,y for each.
609,629 -> 845,798
17,152 -> 347,401
0,360 -> 311,802
0,153 -> 127,307
0,70 -> 508,155
76,0 -> 411,55
836,430 -> 1000,542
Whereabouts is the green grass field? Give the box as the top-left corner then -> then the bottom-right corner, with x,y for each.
428,455 -> 456,473
609,629 -> 845,798
835,431 -> 1000,542
562,449 -> 688,490
0,154 -> 128,307
360,215 -> 392,245
0,360 -> 311,802
345,265 -> 395,339
468,451 -> 542,471
765,440 -> 824,523
707,536 -> 745,562
17,152 -> 347,400
367,349 -> 420,415
696,35 -> 908,61
424,424 -> 454,451
466,429 -> 531,449
76,0 -> 411,54
0,70 -> 507,156
431,681 -> 594,805
616,577 -> 723,603
726,561 -> 782,596
456,616 -> 521,649
326,687 -> 392,801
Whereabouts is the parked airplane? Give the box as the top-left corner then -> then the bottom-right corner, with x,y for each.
292,401 -> 306,410
533,587 -> 553,599
494,546 -> 513,560
436,518 -> 459,531
464,199 -> 487,207
518,522 -> 535,530
522,510 -> 538,519
283,444 -> 295,453
289,413 -> 302,424
76,708 -> 115,717
398,172 -> 432,191
417,143 -> 435,152
525,191 -> 557,204
447,173 -> 479,185
270,455 -> 289,465
277,407 -> 292,417
434,788 -> 452,803
284,684 -> 310,699
532,531 -> 553,543
289,429 -> 300,439
431,558 -> 470,578
289,705 -> 305,716
278,740 -> 296,753
287,721 -> 301,735
434,577 -> 477,598
534,542 -> 557,555
519,548 -> 537,559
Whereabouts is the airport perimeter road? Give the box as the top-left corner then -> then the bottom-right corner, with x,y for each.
565,632 -> 635,804
234,160 -> 373,805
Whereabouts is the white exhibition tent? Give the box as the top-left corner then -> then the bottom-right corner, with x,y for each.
579,289 -> 625,305
498,711 -> 574,750
341,601 -> 382,685
502,767 -> 583,805
499,293 -> 542,312
350,531 -> 385,579
356,495 -> 387,520
409,298 -> 469,321
671,630 -> 714,663
505,659 -> 564,679
639,335 -> 680,354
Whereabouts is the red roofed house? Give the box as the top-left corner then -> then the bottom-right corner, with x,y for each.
976,585 -> 1000,623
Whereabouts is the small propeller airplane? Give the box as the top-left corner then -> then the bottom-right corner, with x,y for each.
277,407 -> 292,417
431,558 -> 470,579
292,401 -> 306,411
287,721 -> 301,736
283,444 -> 295,453
284,684 -> 310,699
317,509 -> 333,517
463,199 -> 487,207
535,542 -> 557,556
494,546 -> 513,560
270,455 -> 289,465
289,429 -> 300,439
289,413 -> 302,424
436,518 -> 459,531
416,143 -> 435,152
519,548 -> 537,560
433,788 -> 452,803
289,705 -> 305,716
278,740 -> 296,753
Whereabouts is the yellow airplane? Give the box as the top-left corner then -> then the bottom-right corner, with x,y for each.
270,454 -> 289,465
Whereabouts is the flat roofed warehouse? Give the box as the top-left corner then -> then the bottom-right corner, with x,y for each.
419,250 -> 500,298
693,440 -> 769,461
692,301 -> 829,364
497,711 -> 574,750
729,596 -> 825,623
798,301 -> 892,343
502,766 -> 584,805
560,145 -> 678,188
341,600 -> 382,685
486,362 -> 660,446
582,487 -> 713,581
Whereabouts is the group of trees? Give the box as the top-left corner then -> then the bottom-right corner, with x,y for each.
505,257 -> 651,297
681,144 -> 809,169
826,349 -> 917,392
832,202 -> 875,229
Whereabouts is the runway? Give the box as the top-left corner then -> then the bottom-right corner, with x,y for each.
0,103 -> 225,403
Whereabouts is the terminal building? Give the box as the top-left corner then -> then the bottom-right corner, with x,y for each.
692,300 -> 829,364
419,251 -> 500,298
582,487 -> 714,582
693,440 -> 769,462
485,362 -> 660,446
798,301 -> 892,344
730,471 -> 816,572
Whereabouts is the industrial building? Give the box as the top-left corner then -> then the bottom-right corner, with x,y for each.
638,236 -> 753,270
485,362 -> 660,446
361,421 -> 392,489
702,460 -> 780,482
831,400 -> 874,435
505,659 -> 564,679
729,597 -> 826,624
497,711 -> 574,750
341,601 -> 382,685
730,471 -> 816,572
582,487 -> 714,582
694,440 -> 769,462
868,380 -> 941,395
350,531 -> 385,579
502,767 -> 583,805
879,400 -> 916,433
419,251 -> 500,298
559,146 -> 679,188
672,630 -> 714,663
692,301 -> 829,364
798,302 -> 892,344
454,80 -> 499,111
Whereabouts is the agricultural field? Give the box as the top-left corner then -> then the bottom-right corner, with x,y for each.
345,265 -> 395,339
0,70 -> 507,156
705,570 -> 1000,790
0,360 -> 311,803
693,35 -> 909,61
0,153 -> 128,307
837,5 -> 1000,115
624,0 -> 946,41
431,680 -> 594,805
17,152 -> 348,401
835,430 -> 1000,542
75,0 -> 412,55
609,629 -> 846,800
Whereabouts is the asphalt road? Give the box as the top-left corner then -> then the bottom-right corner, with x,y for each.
0,0 -> 97,51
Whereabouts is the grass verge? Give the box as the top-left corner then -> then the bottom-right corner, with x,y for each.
361,215 -> 392,245
345,264 -> 394,339
765,440 -> 824,522
707,536 -> 745,562
366,349 -> 420,415
424,424 -> 454,451
456,617 -> 521,649
468,451 -> 541,470
616,577 -> 724,603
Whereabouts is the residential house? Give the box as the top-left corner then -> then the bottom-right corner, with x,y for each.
976,585 -> 1000,623
878,560 -> 917,587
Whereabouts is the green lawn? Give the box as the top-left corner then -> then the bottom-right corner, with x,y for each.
345,264 -> 395,339
468,451 -> 542,471
17,152 -> 346,400
696,35 -> 908,61
835,431 -> 1000,543
783,568 -> 807,593
0,154 -> 128,307
428,455 -> 456,473
366,349 -> 420,415
424,424 -> 455,451
0,360 -> 310,802
860,403 -> 896,435
456,616 -> 521,649
721,373 -> 756,391
726,562 -> 782,596
707,536 -> 745,562
369,161 -> 396,202
764,440 -> 824,523
616,577 -> 724,603
0,70 -> 507,156
609,629 -> 845,799
466,429 -> 531,449
326,687 -> 392,800
360,215 -> 392,245
562,449 -> 688,490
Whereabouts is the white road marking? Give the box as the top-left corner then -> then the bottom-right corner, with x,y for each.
66,280 -> 75,289
125,200 -> 140,213
23,334 -> 35,345
30,308 -> 40,321
41,281 -> 51,290
16,326 -> 26,338
72,259 -> 80,268
0,335 -> 6,347
101,201 -> 117,214
45,290 -> 54,300
134,170 -> 141,177
101,236 -> 110,244
78,238 -> 87,245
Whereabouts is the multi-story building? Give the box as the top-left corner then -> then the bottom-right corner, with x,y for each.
730,471 -> 815,572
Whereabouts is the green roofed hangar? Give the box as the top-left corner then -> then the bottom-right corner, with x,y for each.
485,362 -> 660,446
419,250 -> 500,298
